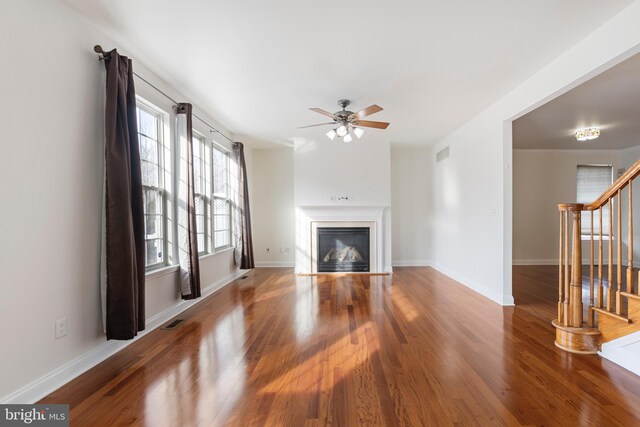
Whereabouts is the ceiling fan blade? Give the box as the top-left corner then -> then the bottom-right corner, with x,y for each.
355,120 -> 390,129
298,122 -> 335,129
351,104 -> 383,119
309,108 -> 338,119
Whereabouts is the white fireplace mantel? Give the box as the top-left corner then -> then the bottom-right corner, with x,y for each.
295,205 -> 390,274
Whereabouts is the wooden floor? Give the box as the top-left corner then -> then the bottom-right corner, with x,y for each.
41,267 -> 640,426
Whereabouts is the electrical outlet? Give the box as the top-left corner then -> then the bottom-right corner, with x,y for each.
55,318 -> 68,339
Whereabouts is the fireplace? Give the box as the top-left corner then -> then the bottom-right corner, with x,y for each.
317,227 -> 370,272
302,212 -> 381,274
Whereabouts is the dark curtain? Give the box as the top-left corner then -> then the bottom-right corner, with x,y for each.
103,49 -> 145,340
233,142 -> 255,269
176,103 -> 201,299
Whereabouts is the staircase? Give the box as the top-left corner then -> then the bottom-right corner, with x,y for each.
553,159 -> 640,353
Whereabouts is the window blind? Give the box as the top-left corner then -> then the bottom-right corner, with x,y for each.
576,165 -> 613,235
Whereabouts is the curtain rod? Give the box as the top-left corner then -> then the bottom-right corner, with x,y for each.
94,45 -> 236,145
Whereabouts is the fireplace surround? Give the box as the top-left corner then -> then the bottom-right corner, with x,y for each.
309,219 -> 377,273
295,206 -> 389,274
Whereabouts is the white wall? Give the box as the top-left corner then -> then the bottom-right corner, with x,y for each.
432,1 -> 640,306
513,150 -> 622,264
251,148 -> 295,267
621,146 -> 640,262
293,139 -> 391,206
0,0 -> 240,402
250,142 -> 433,272
293,138 -> 393,272
390,147 -> 433,266
432,128 -> 506,303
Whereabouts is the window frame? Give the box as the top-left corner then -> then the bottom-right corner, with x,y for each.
192,132 -> 211,255
576,164 -> 614,237
136,99 -> 170,271
135,96 -> 237,270
212,143 -> 233,251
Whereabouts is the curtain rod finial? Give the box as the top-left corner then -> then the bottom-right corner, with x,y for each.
94,45 -> 111,60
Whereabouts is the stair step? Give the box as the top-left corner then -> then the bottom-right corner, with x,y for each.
591,306 -> 631,323
552,320 -> 599,354
621,291 -> 640,302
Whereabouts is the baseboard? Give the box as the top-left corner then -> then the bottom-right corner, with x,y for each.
0,269 -> 247,404
513,259 -> 611,266
431,263 -> 514,306
254,261 -> 294,268
392,260 -> 432,267
512,259 -> 558,266
599,331 -> 640,377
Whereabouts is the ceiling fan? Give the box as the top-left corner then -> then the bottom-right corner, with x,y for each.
300,99 -> 390,142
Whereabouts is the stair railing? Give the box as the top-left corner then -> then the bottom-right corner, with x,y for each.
554,159 -> 640,353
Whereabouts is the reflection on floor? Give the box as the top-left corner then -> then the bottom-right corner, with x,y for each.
41,266 -> 640,426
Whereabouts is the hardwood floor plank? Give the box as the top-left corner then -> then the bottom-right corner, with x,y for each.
38,266 -> 640,426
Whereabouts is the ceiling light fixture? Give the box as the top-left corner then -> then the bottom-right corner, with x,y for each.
575,127 -> 600,141
326,123 -> 354,143
303,99 -> 389,144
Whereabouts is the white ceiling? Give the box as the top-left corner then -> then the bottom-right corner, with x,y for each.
513,52 -> 640,150
63,0 -> 634,147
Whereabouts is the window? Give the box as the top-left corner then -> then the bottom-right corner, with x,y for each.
135,97 -> 236,271
137,102 -> 167,268
577,165 -> 613,236
190,136 -> 233,254
193,134 -> 211,254
213,146 -> 232,249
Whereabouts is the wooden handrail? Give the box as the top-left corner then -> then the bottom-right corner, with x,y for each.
558,203 -> 584,211
554,157 -> 640,353
585,158 -> 640,211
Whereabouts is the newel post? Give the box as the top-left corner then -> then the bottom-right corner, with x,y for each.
568,204 -> 584,327
554,203 -> 598,354
557,203 -> 584,328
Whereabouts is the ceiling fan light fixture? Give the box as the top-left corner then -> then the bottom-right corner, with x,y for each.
575,127 -> 600,141
307,100 -> 389,142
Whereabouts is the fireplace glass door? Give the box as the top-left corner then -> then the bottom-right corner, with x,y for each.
317,227 -> 370,272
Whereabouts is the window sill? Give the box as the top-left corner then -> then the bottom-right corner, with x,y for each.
200,246 -> 235,261
146,264 -> 179,280
145,247 -> 235,279
581,235 -> 614,241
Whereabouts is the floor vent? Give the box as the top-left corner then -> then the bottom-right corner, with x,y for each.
162,319 -> 185,330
